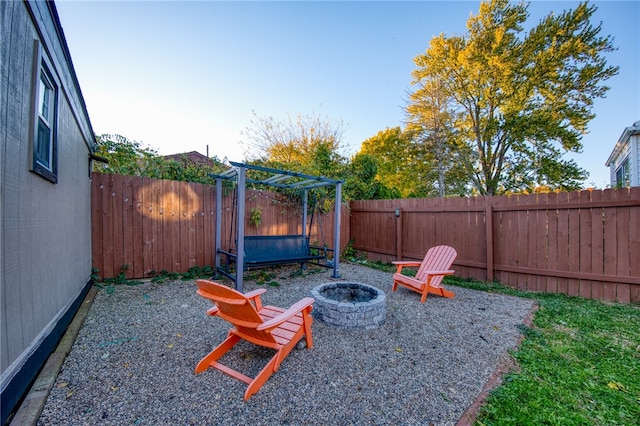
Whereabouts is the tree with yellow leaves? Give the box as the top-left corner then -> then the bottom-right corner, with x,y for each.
409,0 -> 618,195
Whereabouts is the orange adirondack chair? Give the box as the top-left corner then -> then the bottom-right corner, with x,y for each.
391,245 -> 457,303
194,279 -> 314,400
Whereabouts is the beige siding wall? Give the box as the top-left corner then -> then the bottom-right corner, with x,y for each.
1,0 -> 93,390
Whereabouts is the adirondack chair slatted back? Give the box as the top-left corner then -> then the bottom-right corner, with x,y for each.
416,245 -> 457,288
196,280 -> 278,345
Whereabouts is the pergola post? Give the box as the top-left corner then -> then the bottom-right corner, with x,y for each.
235,166 -> 246,292
332,182 -> 342,278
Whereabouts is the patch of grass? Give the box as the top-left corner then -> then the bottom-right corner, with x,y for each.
432,275 -> 640,425
343,259 -> 402,274
288,266 -> 325,279
244,264 -> 329,287
476,294 -> 639,425
245,269 -> 280,287
178,265 -> 215,280
95,264 -> 140,286
94,265 -> 218,288
149,266 -> 215,283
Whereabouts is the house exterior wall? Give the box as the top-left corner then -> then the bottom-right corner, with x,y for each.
632,133 -> 640,187
1,0 -> 95,421
606,122 -> 640,187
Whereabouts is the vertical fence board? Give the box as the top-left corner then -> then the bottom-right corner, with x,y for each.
463,197 -> 475,280
546,192 -> 559,294
567,191 -> 581,296
508,195 -> 521,287
590,190 -> 605,300
434,196 -> 444,246
203,184 -> 213,267
183,183 -> 191,270
168,179 -> 179,272
535,193 -> 547,293
195,183 -> 205,268
101,174 -> 114,279
615,189 -> 631,303
145,180 -> 156,274
141,177 -> 152,276
157,179 -> 169,273
474,196 -> 487,281
515,195 -> 529,290
602,189 -> 618,301
524,195 -> 536,292
460,198 -> 471,275
122,175 -> 134,278
494,196 -> 505,284
113,175 -> 126,276
188,182 -> 197,270
132,177 -> 144,278
579,190 -> 593,299
492,196 -> 505,284
178,182 -> 188,272
480,197 -> 489,281
556,191 -> 570,296
447,198 -> 456,260
91,175 -> 103,278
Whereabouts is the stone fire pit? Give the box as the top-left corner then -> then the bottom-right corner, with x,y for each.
310,282 -> 386,330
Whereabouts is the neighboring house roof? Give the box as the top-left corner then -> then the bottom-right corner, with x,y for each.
162,151 -> 217,167
605,121 -> 640,167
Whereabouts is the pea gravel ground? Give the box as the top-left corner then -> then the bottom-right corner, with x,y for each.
38,262 -> 536,426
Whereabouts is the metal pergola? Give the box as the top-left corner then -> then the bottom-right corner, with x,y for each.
211,161 -> 343,292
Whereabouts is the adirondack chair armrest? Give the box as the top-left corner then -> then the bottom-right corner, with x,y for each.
392,261 -> 422,273
244,288 -> 267,299
256,297 -> 315,331
424,269 -> 455,276
392,261 -> 421,266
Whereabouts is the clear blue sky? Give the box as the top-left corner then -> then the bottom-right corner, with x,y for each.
56,0 -> 639,189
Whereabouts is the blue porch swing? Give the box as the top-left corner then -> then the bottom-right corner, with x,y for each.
211,162 -> 343,292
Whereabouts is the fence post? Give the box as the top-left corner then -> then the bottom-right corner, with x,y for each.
395,207 -> 403,260
485,197 -> 494,282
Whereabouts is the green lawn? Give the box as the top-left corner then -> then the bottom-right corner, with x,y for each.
444,276 -> 640,425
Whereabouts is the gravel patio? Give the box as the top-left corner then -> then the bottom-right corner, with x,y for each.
37,262 -> 536,425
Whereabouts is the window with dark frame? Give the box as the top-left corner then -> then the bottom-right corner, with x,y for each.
31,44 -> 58,183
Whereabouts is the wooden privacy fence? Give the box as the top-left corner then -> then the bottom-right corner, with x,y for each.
91,173 -> 347,280
92,173 -> 639,303
350,188 -> 640,303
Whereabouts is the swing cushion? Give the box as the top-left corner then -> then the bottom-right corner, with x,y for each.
243,235 -> 324,268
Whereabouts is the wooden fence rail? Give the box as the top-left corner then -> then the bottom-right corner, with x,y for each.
92,173 -> 639,303
350,187 -> 640,304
